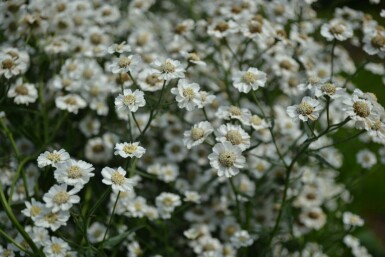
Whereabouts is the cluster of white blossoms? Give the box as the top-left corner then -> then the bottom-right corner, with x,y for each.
1,0 -> 385,257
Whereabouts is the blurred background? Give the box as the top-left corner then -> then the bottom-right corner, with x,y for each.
315,0 -> 385,255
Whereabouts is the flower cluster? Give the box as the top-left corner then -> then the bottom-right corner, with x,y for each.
0,0 -> 385,257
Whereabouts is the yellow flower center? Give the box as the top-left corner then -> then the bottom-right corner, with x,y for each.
229,106 -> 241,116
251,115 -> 262,126
15,85 -> 28,95
321,83 -> 336,95
329,24 -> 345,35
2,58 -> 14,69
215,21 -> 229,32
111,171 -> 125,185
47,153 -> 61,162
118,56 -> 132,68
64,97 -> 77,105
218,151 -> 236,167
353,101 -> 370,118
31,205 -> 42,216
296,102 -> 314,115
226,130 -> 243,145
183,88 -> 195,101
68,165 -> 82,179
123,94 -> 136,105
242,71 -> 257,84
123,144 -> 137,154
371,34 -> 385,49
191,128 -> 204,141
161,60 -> 176,73
51,243 -> 62,254
53,191 -> 70,204
44,212 -> 58,224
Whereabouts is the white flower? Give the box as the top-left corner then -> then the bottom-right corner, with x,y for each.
232,67 -> 267,93
216,105 -> 252,125
43,236 -> 70,257
34,208 -> 70,231
230,230 -> 254,248
171,79 -> 201,111
43,184 -> 80,212
87,222 -> 107,243
55,94 -> 87,114
155,192 -> 181,218
151,58 -> 185,80
7,79 -> 37,105
101,166 -> 136,192
299,207 -> 327,230
215,124 -> 251,151
321,19 -> 353,41
37,149 -> 70,168
314,82 -> 344,99
0,52 -> 28,79
356,149 -> 377,169
286,96 -> 323,122
208,142 -> 246,178
381,9 -> 385,17
343,212 -> 364,228
183,121 -> 214,149
183,191 -> 201,204
343,235 -> 360,249
343,94 -> 375,130
114,142 -> 146,158
249,115 -> 269,131
54,159 -> 95,187
109,54 -> 141,74
107,41 -> 131,54
207,19 -> 238,38
363,30 -> 385,58
115,89 -> 146,113
21,198 -> 45,221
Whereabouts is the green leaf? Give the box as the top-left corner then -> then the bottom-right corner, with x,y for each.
102,225 -> 144,250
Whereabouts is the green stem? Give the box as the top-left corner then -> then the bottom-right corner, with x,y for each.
229,177 -> 242,225
0,183 -> 43,256
101,191 -> 121,245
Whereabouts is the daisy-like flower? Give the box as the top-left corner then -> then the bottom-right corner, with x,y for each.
109,54 -> 141,74
107,41 -> 131,54
232,67 -> 267,93
54,159 -> 95,187
356,149 -> 377,169
363,30 -> 385,58
368,119 -> 385,142
171,79 -> 201,111
151,58 -> 185,80
43,236 -> 70,257
101,166 -> 136,192
87,222 -> 107,243
314,82 -> 344,99
7,78 -> 38,105
207,19 -> 238,38
183,121 -> 214,149
114,142 -> 146,158
216,124 -> 251,151
343,212 -> 364,228
299,207 -> 327,230
37,149 -> 70,168
155,192 -> 181,218
286,96 -> 323,122
0,53 -> 28,79
208,142 -> 246,178
34,207 -> 70,231
320,19 -> 353,41
183,191 -> 201,204
343,94 -> 375,130
249,114 -> 269,131
21,198 -> 45,221
230,230 -> 254,248
43,184 -> 80,212
115,89 -> 146,113
216,105 -> 252,125
55,94 -> 87,114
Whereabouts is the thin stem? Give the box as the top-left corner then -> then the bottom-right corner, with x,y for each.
229,177 -> 242,225
330,39 -> 337,81
131,113 -> 142,134
0,228 -> 31,255
0,183 -> 43,256
313,130 -> 365,151
101,191 -> 121,244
